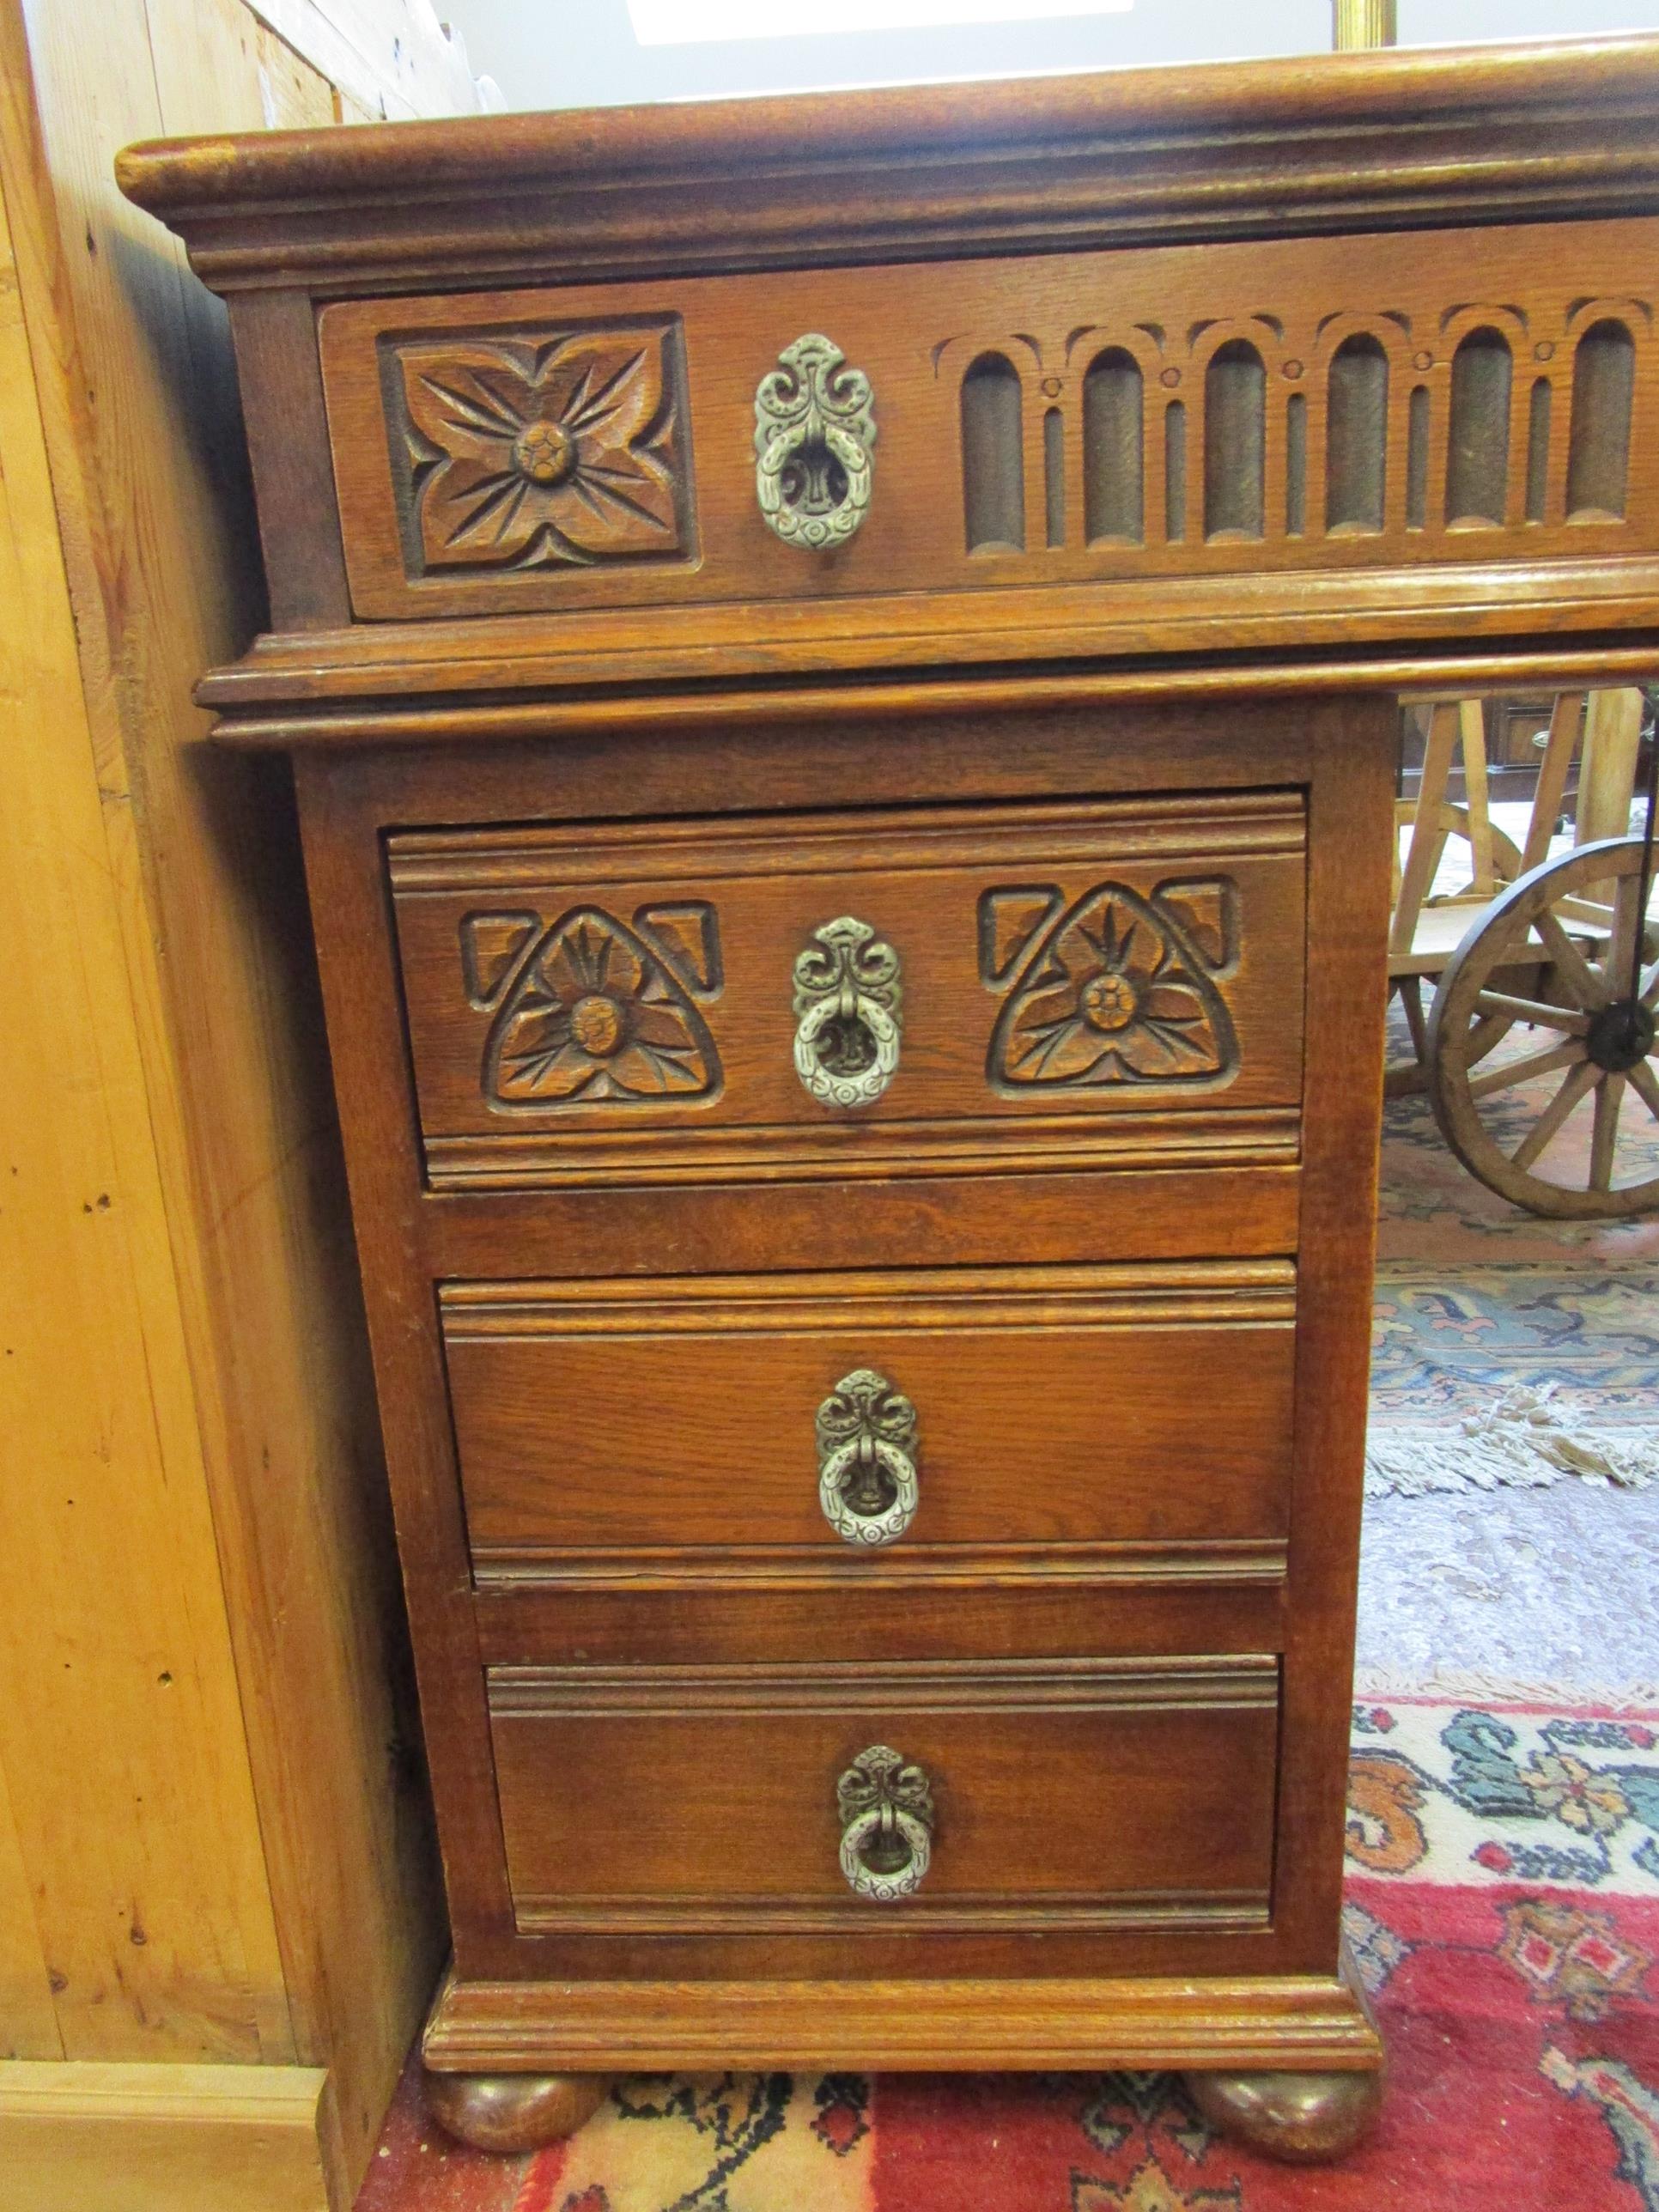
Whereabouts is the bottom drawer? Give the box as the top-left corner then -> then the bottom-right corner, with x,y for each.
488,1656 -> 1278,1937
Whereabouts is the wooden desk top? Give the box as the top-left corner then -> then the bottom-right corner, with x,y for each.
119,37 -> 1659,294
117,37 -> 1659,724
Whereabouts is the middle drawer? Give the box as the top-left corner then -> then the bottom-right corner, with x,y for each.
442,1261 -> 1296,1579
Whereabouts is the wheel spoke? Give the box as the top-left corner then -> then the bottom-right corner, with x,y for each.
1600,872 -> 1646,1000
1554,897 -> 1618,930
1589,1072 -> 1627,1194
1467,1038 -> 1585,1100
1473,989 -> 1589,1035
1630,1058 -> 1659,1123
1512,1059 -> 1601,1171
1536,908 -> 1610,1010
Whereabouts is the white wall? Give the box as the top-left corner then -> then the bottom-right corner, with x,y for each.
441,0 -> 1659,112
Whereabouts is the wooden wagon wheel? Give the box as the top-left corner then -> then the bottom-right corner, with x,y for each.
1425,836 -> 1659,1218
1385,804 -> 1524,1097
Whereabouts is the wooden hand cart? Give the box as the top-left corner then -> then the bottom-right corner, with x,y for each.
1389,685 -> 1659,1217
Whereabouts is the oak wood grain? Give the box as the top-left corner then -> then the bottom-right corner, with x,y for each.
471,1574 -> 1286,1663
443,1264 -> 1297,1563
422,1163 -> 1304,1279
315,225 -> 1659,628
390,793 -> 1307,1182
488,1658 -> 1279,1937
114,38 -> 1659,298
1272,700 -> 1396,1971
422,1965 -> 1382,2074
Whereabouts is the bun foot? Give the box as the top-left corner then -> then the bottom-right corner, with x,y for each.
425,2069 -> 608,2153
1184,2064 -> 1383,2164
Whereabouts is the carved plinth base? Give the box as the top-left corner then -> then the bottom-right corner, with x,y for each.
425,2069 -> 608,2154
1183,2063 -> 1384,2164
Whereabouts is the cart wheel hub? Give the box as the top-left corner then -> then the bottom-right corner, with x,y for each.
1586,997 -> 1656,1075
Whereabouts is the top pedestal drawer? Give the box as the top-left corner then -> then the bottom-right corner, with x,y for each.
387,790 -> 1305,1193
316,222 -> 1657,629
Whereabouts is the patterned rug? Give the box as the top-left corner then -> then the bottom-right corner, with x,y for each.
1366,1005 -> 1659,1497
355,1695 -> 1659,2211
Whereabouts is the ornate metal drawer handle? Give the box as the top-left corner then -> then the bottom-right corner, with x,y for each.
816,1368 -> 918,1548
754,333 -> 875,551
837,1744 -> 934,1902
793,916 -> 902,1109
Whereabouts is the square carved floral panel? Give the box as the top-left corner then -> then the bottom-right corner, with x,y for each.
380,319 -> 694,582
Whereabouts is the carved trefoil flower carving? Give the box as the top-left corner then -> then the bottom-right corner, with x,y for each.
462,905 -> 722,1109
391,323 -> 690,574
983,878 -> 1240,1091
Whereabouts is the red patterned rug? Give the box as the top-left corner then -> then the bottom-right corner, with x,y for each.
356,1695 -> 1659,2211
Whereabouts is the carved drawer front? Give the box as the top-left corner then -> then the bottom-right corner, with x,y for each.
319,220 -> 1656,636
441,1262 -> 1296,1583
486,1656 -> 1279,1937
388,789 -> 1305,1191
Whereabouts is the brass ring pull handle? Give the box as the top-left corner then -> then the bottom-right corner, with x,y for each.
754,333 -> 875,550
816,1368 -> 918,1548
836,1744 -> 934,1902
793,917 -> 902,1109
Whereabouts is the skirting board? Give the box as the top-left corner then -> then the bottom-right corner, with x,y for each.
423,1965 -> 1384,2074
0,2062 -> 343,2212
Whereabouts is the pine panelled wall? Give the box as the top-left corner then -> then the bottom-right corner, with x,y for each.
0,3 -> 483,2208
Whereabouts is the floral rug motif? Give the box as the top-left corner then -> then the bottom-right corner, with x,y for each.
356,1696 -> 1659,2212
1348,1700 -> 1659,1893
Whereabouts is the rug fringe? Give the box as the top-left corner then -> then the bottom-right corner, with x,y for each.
1366,1381 -> 1659,1498
1352,1662 -> 1659,1711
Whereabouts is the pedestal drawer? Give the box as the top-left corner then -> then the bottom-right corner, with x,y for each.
486,1656 -> 1279,1936
389,790 -> 1306,1192
442,1261 -> 1297,1577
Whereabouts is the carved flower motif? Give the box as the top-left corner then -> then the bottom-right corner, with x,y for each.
489,909 -> 716,1104
1521,1751 -> 1632,1837
398,330 -> 683,569
994,886 -> 1231,1086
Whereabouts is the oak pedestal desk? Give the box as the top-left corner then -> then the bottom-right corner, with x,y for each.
120,37 -> 1659,2165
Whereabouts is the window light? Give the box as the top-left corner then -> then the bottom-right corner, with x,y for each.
627,2 -> 1133,44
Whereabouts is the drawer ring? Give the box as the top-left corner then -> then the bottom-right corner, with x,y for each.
818,1435 -> 917,1548
816,1368 -> 919,1547
793,916 -> 902,1109
836,1744 -> 934,1903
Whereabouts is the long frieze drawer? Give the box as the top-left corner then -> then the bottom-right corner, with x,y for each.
486,1656 -> 1279,1936
390,791 -> 1306,1190
441,1262 -> 1297,1575
319,220 -> 1655,626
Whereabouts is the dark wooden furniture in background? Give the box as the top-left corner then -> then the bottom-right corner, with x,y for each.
119,36 -> 1659,2166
